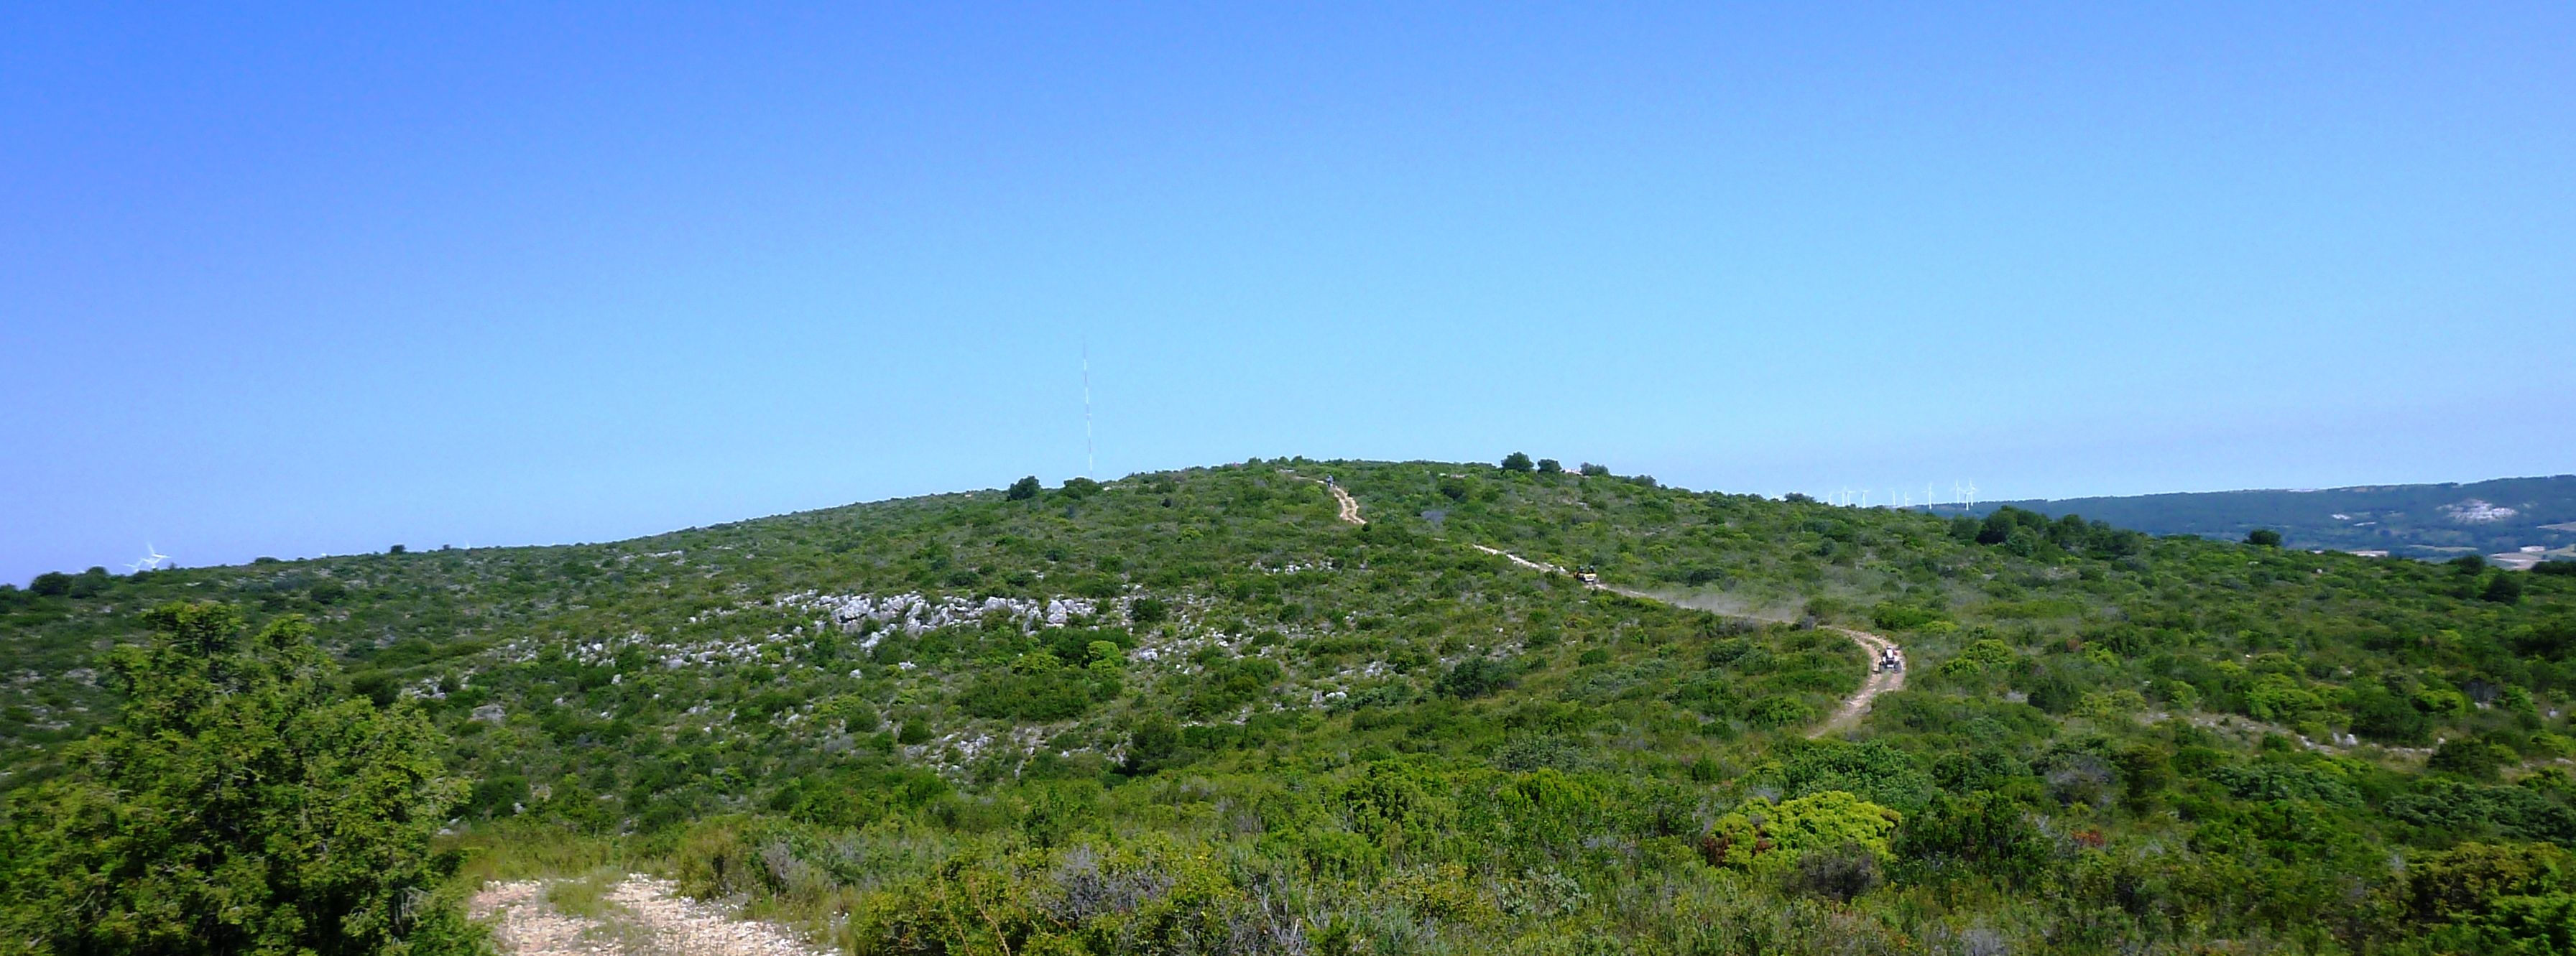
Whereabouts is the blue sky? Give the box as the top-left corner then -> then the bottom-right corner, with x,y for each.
4,4 -> 2572,582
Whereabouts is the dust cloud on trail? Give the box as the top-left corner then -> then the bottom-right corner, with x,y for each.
1364,499 -> 1906,738
1621,586 -> 1793,624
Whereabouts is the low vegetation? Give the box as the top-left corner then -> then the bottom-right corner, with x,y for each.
5,457 -> 2575,952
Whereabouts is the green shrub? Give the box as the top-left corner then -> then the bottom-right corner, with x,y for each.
1895,792 -> 2047,886
0,603 -> 479,952
1434,656 -> 1516,699
1707,791 -> 1903,873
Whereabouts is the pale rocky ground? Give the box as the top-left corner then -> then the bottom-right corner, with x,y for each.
471,876 -> 829,956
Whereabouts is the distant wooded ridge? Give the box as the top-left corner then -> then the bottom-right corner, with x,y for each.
1923,474 -> 2576,561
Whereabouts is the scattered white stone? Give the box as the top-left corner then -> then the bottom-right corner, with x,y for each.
471,874 -> 829,956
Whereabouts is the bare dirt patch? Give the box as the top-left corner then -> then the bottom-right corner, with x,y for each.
471,875 -> 828,956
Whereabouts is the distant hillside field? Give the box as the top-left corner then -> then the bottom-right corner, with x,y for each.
1943,474 -> 2576,562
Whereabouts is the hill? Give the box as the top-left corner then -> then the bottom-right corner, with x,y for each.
1944,474 -> 2576,562
6,458 -> 2576,954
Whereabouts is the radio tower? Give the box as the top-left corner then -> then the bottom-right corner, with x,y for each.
1082,340 -> 1095,479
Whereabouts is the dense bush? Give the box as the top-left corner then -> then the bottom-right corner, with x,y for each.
0,603 -> 479,952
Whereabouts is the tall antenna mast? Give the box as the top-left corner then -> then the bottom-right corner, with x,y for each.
1081,340 -> 1095,479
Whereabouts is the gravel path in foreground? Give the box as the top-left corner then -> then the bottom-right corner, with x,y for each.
471,875 -> 830,956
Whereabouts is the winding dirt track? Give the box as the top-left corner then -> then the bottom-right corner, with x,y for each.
1459,526 -> 1903,735
1315,481 -> 1903,729
1327,483 -> 1365,524
1283,470 -> 1366,525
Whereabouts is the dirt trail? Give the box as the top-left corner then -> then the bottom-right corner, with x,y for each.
1462,534 -> 1903,735
1327,483 -> 1365,524
471,875 -> 827,956
1811,626 -> 1903,738
1283,471 -> 1366,524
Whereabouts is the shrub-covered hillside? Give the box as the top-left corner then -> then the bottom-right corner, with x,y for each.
1954,474 -> 2576,559
6,457 -> 2576,954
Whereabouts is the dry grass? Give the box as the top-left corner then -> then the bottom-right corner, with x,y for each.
541,867 -> 625,919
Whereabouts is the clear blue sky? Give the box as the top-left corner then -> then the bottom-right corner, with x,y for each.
5,4 -> 2572,583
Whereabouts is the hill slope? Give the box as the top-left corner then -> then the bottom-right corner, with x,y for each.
6,458 -> 2576,954
1949,474 -> 2576,560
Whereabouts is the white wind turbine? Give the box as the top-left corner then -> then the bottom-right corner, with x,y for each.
1963,481 -> 1979,509
126,543 -> 169,573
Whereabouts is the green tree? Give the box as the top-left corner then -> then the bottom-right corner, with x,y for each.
1122,715 -> 1181,776
2245,529 -> 2283,547
1894,792 -> 2047,886
68,567 -> 111,598
2483,572 -> 2525,605
1536,458 -> 1563,474
0,602 -> 480,953
1434,656 -> 1517,699
1006,475 -> 1042,501
1500,452 -> 1533,473
2430,738 -> 2516,781
28,571 -> 72,597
